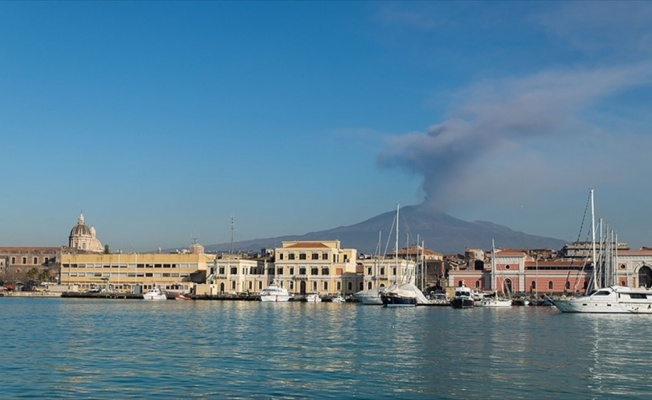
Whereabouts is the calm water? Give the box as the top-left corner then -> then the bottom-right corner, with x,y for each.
1,298 -> 651,399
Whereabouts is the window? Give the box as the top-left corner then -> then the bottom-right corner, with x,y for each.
312,253 -> 319,260
11,257 -> 15,264
323,282 -> 328,291
231,281 -> 236,290
33,257 -> 38,264
289,267 -> 294,275
322,253 -> 328,260
548,281 -> 554,290
337,282 -> 341,291
313,281 -> 317,290
348,282 -> 353,291
475,280 -> 480,288
380,267 -> 385,275
299,267 -> 306,275
565,281 -> 570,290
289,253 -> 295,260
277,268 -> 283,275
22,257 -> 27,264
279,253 -> 284,260
322,268 -> 329,276
219,267 -> 225,274
299,253 -> 306,260
505,265 -> 511,270
367,267 -> 372,275
531,281 -> 536,289
311,267 -> 319,275
230,267 -> 237,274
392,267 -> 397,276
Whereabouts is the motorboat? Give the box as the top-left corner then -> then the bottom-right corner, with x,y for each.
552,286 -> 652,313
260,281 -> 291,302
143,286 -> 167,301
175,294 -> 191,300
330,294 -> 346,303
451,285 -> 475,309
305,293 -> 322,303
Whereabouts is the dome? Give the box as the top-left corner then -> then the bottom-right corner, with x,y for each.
70,224 -> 93,237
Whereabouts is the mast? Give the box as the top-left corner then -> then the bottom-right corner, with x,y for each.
395,204 -> 399,285
491,239 -> 496,294
590,189 -> 597,292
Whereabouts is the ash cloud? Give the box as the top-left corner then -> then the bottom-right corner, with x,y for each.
378,63 -> 652,211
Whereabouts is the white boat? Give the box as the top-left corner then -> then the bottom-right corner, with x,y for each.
477,240 -> 512,307
330,294 -> 346,303
354,287 -> 385,305
305,293 -> 322,302
260,281 -> 291,302
143,286 -> 167,300
451,285 -> 475,308
552,286 -> 652,313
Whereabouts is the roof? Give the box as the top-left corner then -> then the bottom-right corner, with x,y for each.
284,242 -> 330,249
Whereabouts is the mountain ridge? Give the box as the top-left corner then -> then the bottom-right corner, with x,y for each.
203,204 -> 567,255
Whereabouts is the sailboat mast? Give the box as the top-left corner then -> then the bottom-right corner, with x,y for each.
395,204 -> 399,285
590,189 -> 597,292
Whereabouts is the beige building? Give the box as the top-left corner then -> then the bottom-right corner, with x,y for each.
60,245 -> 214,293
273,240 -> 361,295
0,247 -> 61,288
358,257 -> 417,292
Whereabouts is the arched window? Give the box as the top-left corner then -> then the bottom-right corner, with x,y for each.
548,281 -> 554,290
531,281 -> 536,289
458,280 -> 464,287
475,280 -> 481,288
565,281 -> 570,290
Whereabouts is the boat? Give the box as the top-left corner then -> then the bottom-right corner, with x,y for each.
175,294 -> 191,300
552,286 -> 652,313
451,284 -> 475,308
143,286 -> 167,300
551,189 -> 652,313
381,284 -> 418,307
330,294 -> 346,303
427,292 -> 451,306
354,287 -> 385,305
477,241 -> 512,307
260,281 -> 291,302
305,293 -> 322,303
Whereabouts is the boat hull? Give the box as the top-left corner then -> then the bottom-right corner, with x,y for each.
382,295 -> 417,307
552,286 -> 652,313
478,299 -> 512,307
451,298 -> 474,309
260,294 -> 290,302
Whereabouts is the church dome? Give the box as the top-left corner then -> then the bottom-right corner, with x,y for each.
69,213 -> 92,237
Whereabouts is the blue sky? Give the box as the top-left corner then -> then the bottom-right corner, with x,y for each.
1,1 -> 651,251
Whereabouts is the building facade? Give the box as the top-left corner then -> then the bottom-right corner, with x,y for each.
0,247 -> 61,288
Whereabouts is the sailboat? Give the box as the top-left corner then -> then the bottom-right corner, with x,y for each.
478,240 -> 512,307
552,189 -> 652,313
381,204 -> 419,307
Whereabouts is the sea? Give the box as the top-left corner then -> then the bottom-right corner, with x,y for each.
1,298 -> 651,399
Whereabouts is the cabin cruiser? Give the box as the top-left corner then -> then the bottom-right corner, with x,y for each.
143,286 -> 167,301
552,286 -> 652,313
260,281 -> 291,302
305,293 -> 322,303
451,285 -> 475,309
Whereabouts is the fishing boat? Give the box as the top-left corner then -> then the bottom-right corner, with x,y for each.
143,286 -> 167,301
260,281 -> 291,302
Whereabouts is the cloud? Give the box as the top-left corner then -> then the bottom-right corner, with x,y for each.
378,63 -> 652,210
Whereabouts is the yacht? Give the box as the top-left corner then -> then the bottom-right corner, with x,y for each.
552,286 -> 652,313
353,287 -> 385,305
305,293 -> 322,303
451,285 -> 475,309
143,286 -> 167,301
260,281 -> 291,302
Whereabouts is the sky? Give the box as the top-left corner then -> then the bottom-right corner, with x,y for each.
1,1 -> 651,252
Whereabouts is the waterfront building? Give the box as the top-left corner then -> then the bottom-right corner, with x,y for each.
194,254 -> 267,296
0,247 -> 61,289
273,240 -> 361,296
447,245 -> 652,295
60,245 -> 215,293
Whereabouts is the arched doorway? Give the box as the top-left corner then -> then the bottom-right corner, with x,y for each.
638,266 -> 652,288
503,278 -> 513,295
220,282 -> 225,294
300,281 -> 306,295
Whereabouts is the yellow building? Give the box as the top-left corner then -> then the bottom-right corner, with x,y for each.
273,240 -> 361,295
358,257 -> 416,292
60,249 -> 215,294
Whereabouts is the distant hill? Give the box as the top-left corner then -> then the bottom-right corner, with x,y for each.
203,204 -> 567,255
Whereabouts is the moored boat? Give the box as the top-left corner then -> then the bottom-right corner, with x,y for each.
552,286 -> 652,313
381,286 -> 418,307
260,281 -> 291,302
143,286 -> 167,301
305,293 -> 322,303
451,285 -> 474,309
